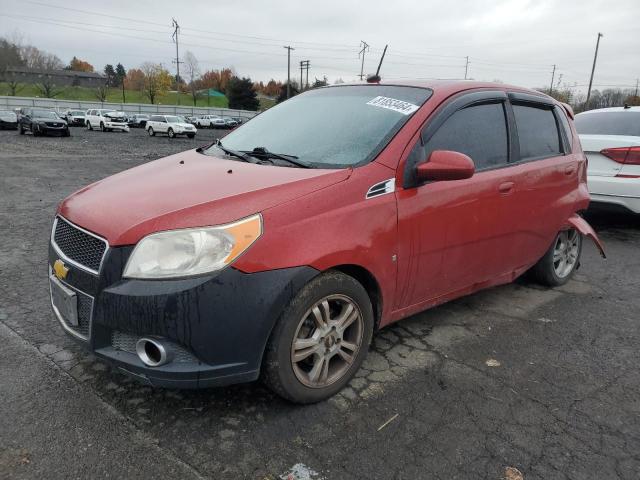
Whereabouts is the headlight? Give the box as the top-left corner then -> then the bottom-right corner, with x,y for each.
123,214 -> 262,279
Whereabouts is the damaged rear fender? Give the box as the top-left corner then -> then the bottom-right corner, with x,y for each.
567,214 -> 606,258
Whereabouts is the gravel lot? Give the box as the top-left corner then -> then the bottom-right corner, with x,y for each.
1,126 -> 640,480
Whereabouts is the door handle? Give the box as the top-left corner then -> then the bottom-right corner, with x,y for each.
498,181 -> 514,194
564,165 -> 576,175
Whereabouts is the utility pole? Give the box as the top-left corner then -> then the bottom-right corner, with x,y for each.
284,45 -> 295,99
171,18 -> 183,105
358,41 -> 369,81
300,60 -> 304,93
549,64 -> 556,95
635,78 -> 639,98
464,56 -> 469,80
304,60 -> 310,89
585,32 -> 603,109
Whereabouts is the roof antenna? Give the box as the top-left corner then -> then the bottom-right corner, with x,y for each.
367,45 -> 388,83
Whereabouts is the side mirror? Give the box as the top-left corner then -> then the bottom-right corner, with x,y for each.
416,150 -> 475,182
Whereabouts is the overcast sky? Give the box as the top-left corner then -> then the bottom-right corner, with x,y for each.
1,0 -> 638,93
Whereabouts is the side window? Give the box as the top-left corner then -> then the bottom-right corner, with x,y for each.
150,115 -> 160,122
555,106 -> 573,153
424,103 -> 509,170
513,104 -> 561,159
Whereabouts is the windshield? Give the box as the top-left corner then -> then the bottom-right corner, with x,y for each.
32,110 -> 58,119
71,110 -> 84,115
208,85 -> 432,168
575,111 -> 640,136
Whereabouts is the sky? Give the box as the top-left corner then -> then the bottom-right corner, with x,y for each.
1,0 -> 639,94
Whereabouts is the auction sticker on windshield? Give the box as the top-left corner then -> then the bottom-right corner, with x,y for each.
366,96 -> 420,115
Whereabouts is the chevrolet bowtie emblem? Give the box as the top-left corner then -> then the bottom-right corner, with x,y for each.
53,259 -> 69,280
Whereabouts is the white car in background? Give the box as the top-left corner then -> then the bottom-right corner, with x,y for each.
146,114 -> 197,138
576,106 -> 640,213
85,109 -> 130,132
194,114 -> 226,128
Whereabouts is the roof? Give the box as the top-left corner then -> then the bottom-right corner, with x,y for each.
577,106 -> 640,115
328,79 -> 550,98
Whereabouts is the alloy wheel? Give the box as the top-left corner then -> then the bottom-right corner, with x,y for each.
553,229 -> 580,278
290,294 -> 364,388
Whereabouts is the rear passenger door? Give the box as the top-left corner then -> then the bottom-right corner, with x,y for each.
505,93 -> 577,269
396,91 -> 520,308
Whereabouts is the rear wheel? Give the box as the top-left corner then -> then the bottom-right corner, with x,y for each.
531,228 -> 582,287
262,271 -> 373,404
167,128 -> 175,138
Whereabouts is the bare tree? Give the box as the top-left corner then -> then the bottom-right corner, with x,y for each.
35,75 -> 59,98
94,85 -> 108,102
20,45 -> 63,70
7,80 -> 22,96
183,51 -> 201,106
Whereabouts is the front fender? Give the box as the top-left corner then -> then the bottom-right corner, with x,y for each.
567,214 -> 606,258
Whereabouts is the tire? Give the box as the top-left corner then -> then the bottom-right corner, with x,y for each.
197,122 -> 202,128
148,127 -> 155,136
100,122 -> 105,132
86,121 -> 92,131
167,128 -> 175,138
187,133 -> 195,139
530,228 -> 582,287
262,271 -> 374,404
32,124 -> 39,137
19,124 -> 24,135
63,129 -> 70,137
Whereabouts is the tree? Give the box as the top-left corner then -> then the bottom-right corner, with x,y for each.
35,75 -> 59,98
200,67 -> 234,92
0,38 -> 24,70
183,51 -> 201,106
262,79 -> 282,97
140,62 -> 172,104
276,82 -> 300,103
312,76 -> 329,89
115,63 -> 126,103
334,78 -> 345,84
227,76 -> 259,111
19,45 -> 62,70
124,68 -> 145,91
7,81 -> 22,96
104,64 -> 116,87
94,85 -> 108,102
67,56 -> 94,72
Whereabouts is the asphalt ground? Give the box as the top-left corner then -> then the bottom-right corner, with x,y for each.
1,126 -> 639,480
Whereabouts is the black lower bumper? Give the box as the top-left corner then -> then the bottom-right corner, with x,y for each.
49,243 -> 318,388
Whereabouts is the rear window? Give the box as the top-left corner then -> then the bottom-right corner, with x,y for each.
575,111 -> 640,136
513,104 -> 561,159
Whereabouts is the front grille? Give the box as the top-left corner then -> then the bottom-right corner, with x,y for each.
53,217 -> 107,272
111,331 -> 200,363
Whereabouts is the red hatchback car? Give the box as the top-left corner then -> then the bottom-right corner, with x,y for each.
49,81 -> 604,403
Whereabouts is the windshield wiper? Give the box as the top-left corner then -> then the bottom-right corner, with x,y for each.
242,147 -> 311,168
214,140 -> 254,163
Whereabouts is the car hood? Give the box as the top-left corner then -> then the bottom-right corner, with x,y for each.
171,122 -> 194,128
59,149 -> 351,245
34,117 -> 65,123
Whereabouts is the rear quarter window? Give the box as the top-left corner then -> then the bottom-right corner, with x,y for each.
513,104 -> 561,159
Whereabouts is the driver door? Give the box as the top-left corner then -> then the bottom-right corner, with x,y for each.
394,93 -> 518,310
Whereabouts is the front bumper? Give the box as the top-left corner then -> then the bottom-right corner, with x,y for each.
49,239 -> 317,388
69,117 -> 85,126
37,124 -> 69,135
104,122 -> 129,131
0,120 -> 17,129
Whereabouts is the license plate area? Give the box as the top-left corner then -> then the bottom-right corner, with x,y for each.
50,275 -> 78,326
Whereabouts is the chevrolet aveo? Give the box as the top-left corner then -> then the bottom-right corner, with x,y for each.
49,81 -> 605,403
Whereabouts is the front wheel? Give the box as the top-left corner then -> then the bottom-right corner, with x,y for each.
262,271 -> 374,404
186,133 -> 195,139
148,127 -> 155,136
100,122 -> 106,132
167,128 -> 175,138
19,124 -> 24,135
86,121 -> 92,130
531,228 -> 582,287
